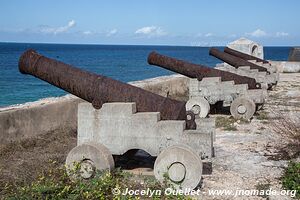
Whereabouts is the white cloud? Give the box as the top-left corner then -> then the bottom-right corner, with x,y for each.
83,31 -> 92,35
276,32 -> 289,37
245,29 -> 290,38
204,33 -> 213,37
40,20 -> 76,35
135,26 -> 167,37
106,29 -> 118,37
246,29 -> 267,37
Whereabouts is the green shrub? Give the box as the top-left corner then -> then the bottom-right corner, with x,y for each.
215,116 -> 237,131
256,111 -> 269,120
4,162 -> 192,200
282,161 -> 300,199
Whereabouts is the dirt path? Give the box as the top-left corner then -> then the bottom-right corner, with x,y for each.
200,73 -> 300,200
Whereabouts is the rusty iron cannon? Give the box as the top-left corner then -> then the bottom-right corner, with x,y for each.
148,51 -> 268,120
19,49 -> 196,129
210,48 -> 279,89
223,47 -> 278,74
148,51 -> 261,90
224,47 -> 269,64
19,49 -> 215,189
209,47 -> 269,72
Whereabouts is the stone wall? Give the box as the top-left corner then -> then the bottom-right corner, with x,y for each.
227,38 -> 264,59
269,61 -> 300,73
0,75 -> 188,145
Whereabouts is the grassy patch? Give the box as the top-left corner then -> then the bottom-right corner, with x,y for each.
281,161 -> 300,199
215,116 -> 237,131
0,128 -> 77,196
2,162 -> 192,200
256,111 -> 269,120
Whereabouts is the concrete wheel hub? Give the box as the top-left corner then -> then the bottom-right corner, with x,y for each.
186,114 -> 192,120
80,159 -> 95,179
230,96 -> 256,120
237,105 -> 247,114
168,162 -> 186,183
186,97 -> 210,118
191,105 -> 201,115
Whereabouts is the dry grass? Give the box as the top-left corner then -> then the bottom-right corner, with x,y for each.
0,127 -> 77,197
269,110 -> 300,158
271,111 -> 300,143
0,128 -> 190,199
215,116 -> 238,131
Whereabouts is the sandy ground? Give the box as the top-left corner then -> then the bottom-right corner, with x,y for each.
0,73 -> 299,199
200,73 -> 300,200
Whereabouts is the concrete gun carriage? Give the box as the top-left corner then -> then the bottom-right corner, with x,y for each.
18,49 -> 214,190
209,48 -> 279,90
148,51 -> 268,120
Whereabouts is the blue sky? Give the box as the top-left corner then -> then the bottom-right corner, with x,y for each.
0,0 -> 299,46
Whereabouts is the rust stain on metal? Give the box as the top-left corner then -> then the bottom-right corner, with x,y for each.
19,49 -> 196,129
148,51 -> 261,89
224,47 -> 270,64
209,48 -> 269,73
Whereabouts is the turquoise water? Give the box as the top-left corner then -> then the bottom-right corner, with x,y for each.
0,42 -> 291,107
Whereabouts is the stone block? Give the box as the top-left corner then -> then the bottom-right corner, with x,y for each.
228,37 -> 264,59
77,102 -> 214,159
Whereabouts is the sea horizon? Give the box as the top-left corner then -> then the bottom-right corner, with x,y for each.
0,41 -> 295,48
0,43 -> 291,107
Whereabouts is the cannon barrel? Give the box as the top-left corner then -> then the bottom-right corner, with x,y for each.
148,51 -> 261,89
19,49 -> 195,129
224,47 -> 269,64
209,48 -> 269,73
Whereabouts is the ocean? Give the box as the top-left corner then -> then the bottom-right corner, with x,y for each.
0,42 -> 291,107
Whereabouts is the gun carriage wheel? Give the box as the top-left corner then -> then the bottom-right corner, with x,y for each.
230,96 -> 256,120
66,142 -> 114,179
186,97 -> 210,118
154,145 -> 203,190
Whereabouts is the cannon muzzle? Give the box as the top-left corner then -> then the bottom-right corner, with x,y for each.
209,48 -> 269,73
19,49 -> 196,129
224,47 -> 269,64
148,51 -> 261,89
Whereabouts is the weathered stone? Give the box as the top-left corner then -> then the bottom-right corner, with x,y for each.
215,63 -> 279,89
288,47 -> 300,61
154,145 -> 203,190
187,77 -> 268,119
228,37 -> 264,59
67,102 -> 215,189
77,102 -> 214,159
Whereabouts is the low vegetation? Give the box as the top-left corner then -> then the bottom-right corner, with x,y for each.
215,116 -> 237,131
281,161 -> 300,199
269,111 -> 300,198
270,111 -> 300,157
3,161 -> 192,200
256,111 -> 269,120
